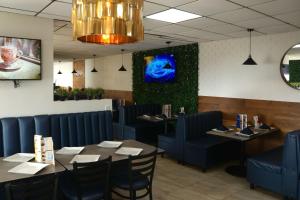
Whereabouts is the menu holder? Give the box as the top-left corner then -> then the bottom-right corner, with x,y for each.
3,153 -> 35,163
8,162 -> 49,175
70,155 -> 101,164
115,147 -> 143,156
98,141 -> 123,148
56,147 -> 85,155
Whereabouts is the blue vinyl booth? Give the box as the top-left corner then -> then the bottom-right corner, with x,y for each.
247,130 -> 300,200
0,111 -> 113,200
159,111 -> 240,171
117,104 -> 164,144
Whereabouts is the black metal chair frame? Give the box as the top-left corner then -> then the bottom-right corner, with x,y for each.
72,156 -> 112,200
5,174 -> 58,200
112,150 -> 157,200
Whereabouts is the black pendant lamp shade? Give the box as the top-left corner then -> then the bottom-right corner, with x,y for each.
243,29 -> 257,65
118,49 -> 127,71
72,58 -> 78,74
91,54 -> 98,72
57,60 -> 63,74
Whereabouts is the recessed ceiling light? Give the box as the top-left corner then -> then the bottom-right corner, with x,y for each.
293,44 -> 300,48
146,9 -> 201,23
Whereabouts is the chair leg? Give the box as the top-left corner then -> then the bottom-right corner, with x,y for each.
149,187 -> 153,200
250,183 -> 255,190
132,190 -> 136,200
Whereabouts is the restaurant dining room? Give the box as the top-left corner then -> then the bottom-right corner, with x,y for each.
0,0 -> 300,200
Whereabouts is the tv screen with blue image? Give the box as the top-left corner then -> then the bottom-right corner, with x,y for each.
144,54 -> 176,83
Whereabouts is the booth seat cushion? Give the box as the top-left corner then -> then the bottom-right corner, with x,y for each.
248,147 -> 283,174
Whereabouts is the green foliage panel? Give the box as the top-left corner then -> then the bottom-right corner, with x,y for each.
289,60 -> 300,83
132,43 -> 199,114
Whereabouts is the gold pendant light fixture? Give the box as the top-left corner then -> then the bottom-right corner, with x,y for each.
72,0 -> 144,45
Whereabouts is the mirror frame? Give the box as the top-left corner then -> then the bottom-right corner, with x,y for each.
280,43 -> 300,90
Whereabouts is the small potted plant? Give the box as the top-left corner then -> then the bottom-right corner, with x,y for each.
85,88 -> 94,100
94,88 -> 104,99
80,88 -> 88,100
72,88 -> 81,100
56,88 -> 68,101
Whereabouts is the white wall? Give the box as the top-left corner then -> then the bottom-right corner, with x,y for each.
199,30 -> 300,102
85,53 -> 132,91
0,12 -> 111,118
53,60 -> 73,87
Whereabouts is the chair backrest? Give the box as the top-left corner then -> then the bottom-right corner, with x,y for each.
179,111 -> 222,140
282,130 -> 300,198
128,150 -> 157,190
73,156 -> 112,200
119,104 -> 161,125
5,175 -> 57,200
0,111 -> 113,157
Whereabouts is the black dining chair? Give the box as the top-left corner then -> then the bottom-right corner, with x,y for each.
5,174 -> 58,200
112,150 -> 157,200
59,156 -> 112,200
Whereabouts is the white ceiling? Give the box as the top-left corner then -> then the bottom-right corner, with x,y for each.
0,0 -> 299,58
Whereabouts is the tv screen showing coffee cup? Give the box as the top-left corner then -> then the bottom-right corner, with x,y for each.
0,36 -> 41,80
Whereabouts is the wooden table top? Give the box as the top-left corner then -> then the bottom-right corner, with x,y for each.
0,159 -> 65,184
207,127 -> 279,142
0,140 -> 156,184
55,140 -> 157,170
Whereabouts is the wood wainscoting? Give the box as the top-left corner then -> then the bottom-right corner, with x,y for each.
103,90 -> 133,104
198,96 -> 300,154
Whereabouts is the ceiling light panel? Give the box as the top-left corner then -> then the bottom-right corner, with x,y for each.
146,9 -> 201,23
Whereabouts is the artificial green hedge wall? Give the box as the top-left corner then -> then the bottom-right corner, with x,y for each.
132,43 -> 199,114
289,60 -> 300,83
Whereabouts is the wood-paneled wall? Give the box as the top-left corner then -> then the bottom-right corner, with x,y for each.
104,90 -> 133,104
198,96 -> 300,154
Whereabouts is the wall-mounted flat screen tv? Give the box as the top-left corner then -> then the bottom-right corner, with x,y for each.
144,54 -> 176,83
0,36 -> 41,80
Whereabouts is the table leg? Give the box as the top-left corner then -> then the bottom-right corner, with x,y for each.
164,121 -> 168,134
225,141 -> 247,177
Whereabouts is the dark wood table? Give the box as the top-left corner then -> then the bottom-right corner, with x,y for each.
55,140 -> 157,170
0,140 -> 157,184
137,115 -> 178,134
207,127 -> 279,177
0,159 -> 65,184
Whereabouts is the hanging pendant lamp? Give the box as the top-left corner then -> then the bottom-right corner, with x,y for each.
243,29 -> 257,65
91,55 -> 98,73
72,58 -> 78,74
72,0 -> 144,45
57,60 -> 63,74
118,49 -> 127,71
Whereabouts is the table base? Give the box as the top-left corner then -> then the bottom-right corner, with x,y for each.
225,165 -> 246,177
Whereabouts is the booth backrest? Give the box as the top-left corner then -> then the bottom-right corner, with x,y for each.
181,111 -> 222,140
282,130 -> 300,197
119,104 -> 161,125
0,111 -> 112,157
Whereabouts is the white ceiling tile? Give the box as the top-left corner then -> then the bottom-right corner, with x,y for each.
153,24 -> 194,34
38,13 -> 70,21
55,27 -> 72,36
144,18 -> 171,30
144,2 -> 168,16
178,0 -> 241,16
57,0 -> 72,3
227,30 -> 263,37
230,0 -> 275,6
275,10 -> 300,27
250,0 -> 300,15
146,0 -> 196,7
42,1 -> 71,17
211,8 -> 265,23
54,20 -> 69,29
0,7 -> 35,16
181,30 -> 230,40
234,17 -> 285,28
257,24 -> 298,34
202,24 -> 244,34
178,17 -> 225,28
0,0 -> 51,12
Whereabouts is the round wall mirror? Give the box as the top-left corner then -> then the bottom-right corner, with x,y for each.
281,43 -> 300,90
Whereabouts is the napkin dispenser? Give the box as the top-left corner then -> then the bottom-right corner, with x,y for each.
34,135 -> 55,165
